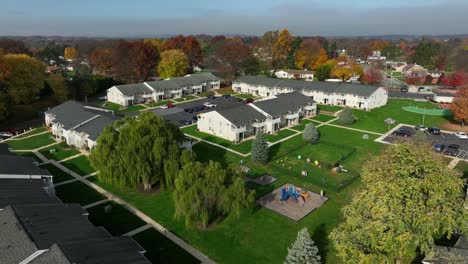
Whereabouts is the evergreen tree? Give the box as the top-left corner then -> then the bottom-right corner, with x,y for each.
285,227 -> 321,264
251,130 -> 268,163
303,123 -> 319,144
337,107 -> 355,125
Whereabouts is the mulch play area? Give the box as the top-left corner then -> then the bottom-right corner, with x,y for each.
257,183 -> 328,221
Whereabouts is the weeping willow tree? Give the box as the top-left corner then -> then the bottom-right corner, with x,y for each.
174,161 -> 255,229
90,111 -> 195,191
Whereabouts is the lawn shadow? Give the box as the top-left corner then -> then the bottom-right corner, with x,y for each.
311,223 -> 330,263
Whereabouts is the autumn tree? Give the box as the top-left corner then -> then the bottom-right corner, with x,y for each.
205,38 -> 252,80
313,48 -> 328,70
449,85 -> 468,124
369,40 -> 390,51
48,73 -> 69,102
90,47 -> 113,75
287,37 -> 302,69
273,29 -> 294,68
331,66 -> 352,81
134,41 -> 160,80
294,39 -> 321,70
158,49 -> 189,79
315,63 -> 333,81
1,54 -> 46,104
144,38 -> 164,53
0,91 -> 11,122
64,47 -> 79,60
35,43 -> 64,63
0,39 -> 30,55
363,67 -> 383,85
90,112 -> 188,191
259,30 -> 279,66
174,161 -> 255,229
162,35 -> 202,67
330,141 -> 466,263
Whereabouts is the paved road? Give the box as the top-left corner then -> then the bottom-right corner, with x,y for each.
388,91 -> 434,100
381,70 -> 407,88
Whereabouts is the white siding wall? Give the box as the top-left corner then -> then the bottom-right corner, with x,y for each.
197,111 -> 239,142
107,87 -> 132,106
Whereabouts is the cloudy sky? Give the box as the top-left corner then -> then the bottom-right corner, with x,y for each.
1,0 -> 467,36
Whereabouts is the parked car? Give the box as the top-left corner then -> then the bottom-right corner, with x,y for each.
433,143 -> 445,153
392,128 -> 412,137
206,95 -> 215,99
178,120 -> 192,126
444,144 -> 460,156
195,106 -> 205,112
414,125 -> 427,131
192,116 -> 198,122
244,98 -> 254,104
222,95 -> 231,99
5,129 -> 21,135
454,132 -> 468,139
203,102 -> 217,108
400,87 -> 408,93
0,132 -> 14,138
428,127 -> 441,135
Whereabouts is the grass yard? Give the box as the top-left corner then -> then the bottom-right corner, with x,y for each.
192,142 -> 243,166
133,228 -> 200,264
14,151 -> 42,162
147,100 -> 172,108
39,143 -> 81,161
173,95 -> 197,102
265,129 -> 297,143
234,93 -> 259,100
290,119 -> 313,131
119,104 -> 146,113
100,101 -> 145,113
182,125 -> 252,154
216,87 -> 235,95
55,181 -> 105,206
100,101 -> 121,111
40,163 -> 75,183
318,104 -> 343,113
311,114 -> 337,123
86,201 -> 147,236
14,127 -> 48,138
454,161 -> 468,178
332,99 -> 453,133
7,132 -> 55,150
198,91 -> 215,97
61,156 -> 96,176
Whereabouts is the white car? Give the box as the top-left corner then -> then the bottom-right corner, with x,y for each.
203,102 -> 217,108
160,105 -> 168,109
454,132 -> 468,139
0,132 -> 13,138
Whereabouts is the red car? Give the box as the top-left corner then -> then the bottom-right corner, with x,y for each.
244,98 -> 254,104
5,129 -> 21,135
160,103 -> 176,109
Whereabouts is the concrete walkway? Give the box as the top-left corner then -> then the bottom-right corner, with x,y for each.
83,198 -> 110,209
33,150 -> 215,264
122,224 -> 153,237
448,158 -> 460,169
184,134 -> 250,157
58,153 -> 84,163
54,171 -> 98,187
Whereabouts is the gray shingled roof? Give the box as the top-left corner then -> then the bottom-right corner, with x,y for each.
46,101 -> 98,130
302,81 -> 342,93
335,83 -> 381,97
29,244 -> 71,264
234,75 -> 284,87
274,79 -> 312,90
74,114 -> 118,141
423,236 -> 468,264
216,104 -> 266,127
253,92 -> 315,117
113,83 -> 153,96
0,206 -> 38,264
0,155 -> 51,176
146,73 -> 219,91
186,72 -> 219,82
0,179 -> 60,207
0,143 -> 12,155
145,79 -> 181,91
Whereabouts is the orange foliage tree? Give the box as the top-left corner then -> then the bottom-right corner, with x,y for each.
312,48 -> 328,70
449,85 -> 468,123
272,29 -> 293,68
64,47 -> 79,60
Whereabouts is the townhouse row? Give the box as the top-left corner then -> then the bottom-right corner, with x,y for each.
232,76 -> 388,110
107,72 -> 220,106
197,92 -> 317,142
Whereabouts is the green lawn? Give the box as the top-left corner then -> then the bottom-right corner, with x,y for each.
100,101 -> 121,111
55,181 -> 105,206
182,126 -> 252,154
39,143 -> 81,161
318,104 -> 343,113
7,132 -> 55,150
290,119 -> 313,131
198,91 -> 215,97
265,129 -> 297,143
217,87 -> 235,95
173,95 -> 197,102
15,151 -> 42,162
40,163 -> 75,183
147,100 -> 172,108
311,114 -> 337,123
86,201 -> 147,236
61,156 -> 96,176
119,105 -> 145,113
15,127 -> 48,138
101,101 -> 145,113
133,228 -> 200,264
192,142 -> 243,166
331,99 -> 453,133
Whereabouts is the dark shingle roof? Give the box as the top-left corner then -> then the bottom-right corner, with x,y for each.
29,244 -> 71,264
145,79 -> 181,91
335,83 -> 381,97
114,83 -> 153,96
0,143 -> 12,155
253,92 -> 315,117
74,115 -> 118,141
0,206 -> 38,264
46,101 -> 98,130
0,155 -> 51,176
216,104 -> 266,127
186,72 -> 219,82
274,79 -> 312,90
234,75 -> 284,87
0,179 -> 60,207
423,236 -> 468,264
302,81 -> 342,93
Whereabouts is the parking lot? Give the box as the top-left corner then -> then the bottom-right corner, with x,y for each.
150,96 -> 245,126
382,125 -> 468,160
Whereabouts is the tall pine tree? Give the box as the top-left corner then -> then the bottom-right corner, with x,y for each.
251,130 -> 268,163
285,227 -> 321,264
303,123 -> 319,144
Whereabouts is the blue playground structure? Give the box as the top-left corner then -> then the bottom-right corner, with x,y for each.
280,184 -> 300,202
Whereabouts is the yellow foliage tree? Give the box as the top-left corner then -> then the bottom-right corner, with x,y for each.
64,47 -> 79,60
294,40 -> 321,70
144,38 -> 163,53
273,29 -> 293,67
331,66 -> 352,81
350,63 -> 364,77
157,49 -> 189,79
312,48 -> 328,70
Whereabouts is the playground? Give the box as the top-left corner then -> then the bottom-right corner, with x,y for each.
257,183 -> 328,221
402,106 -> 452,116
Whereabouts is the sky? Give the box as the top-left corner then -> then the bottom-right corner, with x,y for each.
0,0 -> 467,37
